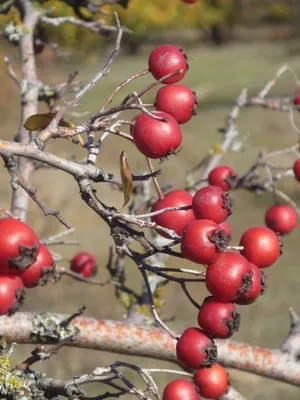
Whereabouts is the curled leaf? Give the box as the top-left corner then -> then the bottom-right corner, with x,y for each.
119,151 -> 133,209
23,113 -> 74,131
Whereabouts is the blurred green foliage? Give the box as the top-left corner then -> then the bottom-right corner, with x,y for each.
0,0 -> 296,51
265,2 -> 292,23
0,0 -> 106,50
0,0 -> 242,50
105,0 -> 239,35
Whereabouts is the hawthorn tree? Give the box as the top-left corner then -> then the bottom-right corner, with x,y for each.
0,0 -> 300,399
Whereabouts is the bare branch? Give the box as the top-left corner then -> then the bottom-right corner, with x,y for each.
38,13 -> 125,142
1,312 -> 300,386
16,335 -> 76,370
3,155 -> 71,228
280,308 -> 300,358
11,0 -> 40,220
40,15 -> 119,34
4,56 -> 20,86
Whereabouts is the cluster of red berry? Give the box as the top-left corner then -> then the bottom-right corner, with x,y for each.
0,218 -> 54,315
128,43 -> 299,399
156,177 -> 283,398
131,45 -> 196,159
0,217 -> 100,315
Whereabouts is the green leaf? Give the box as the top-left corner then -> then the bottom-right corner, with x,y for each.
23,113 -> 74,131
119,151 -> 133,210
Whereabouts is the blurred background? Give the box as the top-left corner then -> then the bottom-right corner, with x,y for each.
1,0 -> 300,398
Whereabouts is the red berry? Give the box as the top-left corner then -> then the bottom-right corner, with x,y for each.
0,218 -> 39,273
71,252 -> 97,278
219,221 -> 232,239
132,112 -> 182,159
194,364 -> 229,399
151,190 -> 195,237
239,227 -> 281,268
206,252 -> 252,301
181,219 -> 229,265
0,274 -> 24,315
293,159 -> 300,182
208,166 -> 237,191
234,263 -> 266,305
182,0 -> 198,3
20,244 -> 54,288
34,38 -> 45,55
192,186 -> 233,223
176,327 -> 217,369
265,204 -> 298,235
148,45 -> 188,84
162,379 -> 198,400
293,89 -> 300,106
197,297 -> 240,339
155,84 -> 197,124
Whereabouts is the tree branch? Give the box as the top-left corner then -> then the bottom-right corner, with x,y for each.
11,0 -> 40,220
1,312 -> 300,387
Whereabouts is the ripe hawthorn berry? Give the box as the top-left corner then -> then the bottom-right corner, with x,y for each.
71,252 -> 97,278
182,0 -> 198,3
265,204 -> 298,235
239,227 -> 281,268
176,327 -> 217,369
151,190 -> 195,237
0,218 -> 39,273
208,165 -> 237,191
206,252 -> 252,301
34,38 -> 45,55
0,274 -> 24,315
148,45 -> 188,84
155,84 -> 197,125
197,297 -> 240,339
181,219 -> 229,265
293,89 -> 300,107
131,112 -> 182,159
194,363 -> 229,399
20,244 -> 54,288
219,221 -> 232,239
234,263 -> 266,305
162,379 -> 198,400
293,159 -> 300,182
192,186 -> 233,224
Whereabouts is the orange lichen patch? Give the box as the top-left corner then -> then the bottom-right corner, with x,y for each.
73,318 -> 88,330
148,329 -> 176,351
228,342 -> 250,358
114,323 -> 132,341
132,327 -> 144,340
0,141 -> 9,148
252,347 -> 274,365
227,342 -> 275,366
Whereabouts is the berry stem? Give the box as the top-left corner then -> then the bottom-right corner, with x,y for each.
101,68 -> 149,111
131,69 -> 184,103
264,165 -> 279,206
226,245 -> 244,251
146,157 -> 164,200
136,205 -> 192,219
143,369 -> 193,377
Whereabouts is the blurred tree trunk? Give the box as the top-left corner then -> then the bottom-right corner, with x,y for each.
289,0 -> 300,54
209,0 -> 243,45
209,0 -> 225,46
